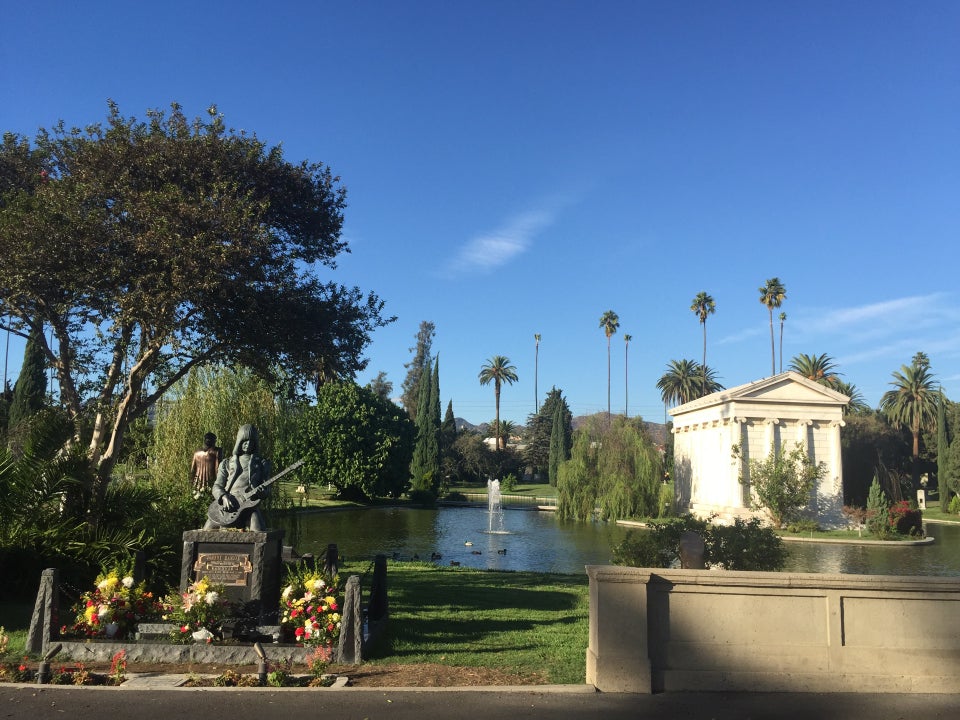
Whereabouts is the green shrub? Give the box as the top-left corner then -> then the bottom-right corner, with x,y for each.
949,495 -> 960,515
786,518 -> 821,534
500,473 -> 518,492
866,477 -> 890,539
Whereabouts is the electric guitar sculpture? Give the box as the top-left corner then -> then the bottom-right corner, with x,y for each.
206,458 -> 305,527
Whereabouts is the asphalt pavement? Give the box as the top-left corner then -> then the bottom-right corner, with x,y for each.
3,680 -> 959,720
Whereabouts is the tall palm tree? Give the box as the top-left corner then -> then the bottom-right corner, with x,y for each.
778,312 -> 786,373
656,359 -> 723,408
789,352 -> 842,389
599,310 -> 620,416
534,334 -> 541,413
690,292 -> 716,397
759,278 -> 787,376
478,355 -> 518,450
880,361 -> 938,487
623,334 -> 632,418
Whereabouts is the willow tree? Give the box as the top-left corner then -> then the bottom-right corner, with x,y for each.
0,103 -> 390,521
556,415 -> 662,521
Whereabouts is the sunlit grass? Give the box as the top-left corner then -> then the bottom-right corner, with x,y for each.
360,562 -> 588,683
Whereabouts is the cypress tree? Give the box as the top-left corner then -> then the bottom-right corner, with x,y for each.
548,400 -> 570,487
410,362 -> 440,494
8,324 -> 47,432
938,393 -> 951,511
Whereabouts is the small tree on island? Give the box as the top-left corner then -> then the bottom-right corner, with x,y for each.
733,442 -> 826,528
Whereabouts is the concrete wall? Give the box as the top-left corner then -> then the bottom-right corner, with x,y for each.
586,565 -> 960,693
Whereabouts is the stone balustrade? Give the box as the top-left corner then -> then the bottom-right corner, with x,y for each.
587,566 -> 960,693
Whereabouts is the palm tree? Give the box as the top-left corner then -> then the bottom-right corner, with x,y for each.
759,278 -> 787,376
656,359 -> 723,408
834,380 -> 870,415
599,310 -> 620,416
690,292 -> 716,397
789,352 -> 842,389
623,334 -> 632,418
497,419 -> 516,449
478,355 -> 518,451
778,312 -> 786,373
880,361 -> 938,487
534,334 -> 541,413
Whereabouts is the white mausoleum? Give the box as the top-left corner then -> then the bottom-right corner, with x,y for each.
671,371 -> 849,527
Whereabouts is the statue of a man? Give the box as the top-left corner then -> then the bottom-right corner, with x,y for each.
190,432 -> 222,497
203,424 -> 271,531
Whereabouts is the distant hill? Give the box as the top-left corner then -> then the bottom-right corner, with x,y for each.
456,415 -> 666,446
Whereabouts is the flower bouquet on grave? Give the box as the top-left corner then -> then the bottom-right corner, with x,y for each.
62,567 -> 164,640
162,577 -> 236,644
279,570 -> 342,647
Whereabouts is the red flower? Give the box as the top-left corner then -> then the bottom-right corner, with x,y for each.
295,627 -> 305,638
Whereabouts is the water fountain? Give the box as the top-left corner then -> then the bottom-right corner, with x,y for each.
486,478 -> 507,534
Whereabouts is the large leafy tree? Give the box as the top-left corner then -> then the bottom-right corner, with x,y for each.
656,359 -> 723,408
880,360 -> 939,488
599,310 -> 620,416
689,292 -> 715,397
758,278 -> 786,376
291,382 -> 414,501
478,355 -> 518,450
0,103 -> 391,519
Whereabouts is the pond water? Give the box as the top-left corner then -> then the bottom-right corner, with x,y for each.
288,506 -> 960,577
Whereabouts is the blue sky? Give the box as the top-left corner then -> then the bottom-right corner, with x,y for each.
2,1 -> 958,426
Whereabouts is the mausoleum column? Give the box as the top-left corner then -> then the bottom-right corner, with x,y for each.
763,418 -> 780,453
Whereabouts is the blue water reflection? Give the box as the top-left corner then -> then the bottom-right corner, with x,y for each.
289,507 -> 960,577
293,506 -> 629,574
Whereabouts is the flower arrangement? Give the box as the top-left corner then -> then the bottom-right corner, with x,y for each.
280,570 -> 342,647
63,567 -> 164,640
162,577 -> 235,643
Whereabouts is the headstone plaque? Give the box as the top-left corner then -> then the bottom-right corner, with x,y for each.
181,529 -> 284,623
194,552 -> 254,586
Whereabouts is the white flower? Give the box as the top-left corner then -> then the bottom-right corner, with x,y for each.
282,585 -> 294,599
313,579 -> 325,591
122,576 -> 134,589
192,628 -> 214,641
204,591 -> 219,605
97,605 -> 110,617
97,580 -> 109,591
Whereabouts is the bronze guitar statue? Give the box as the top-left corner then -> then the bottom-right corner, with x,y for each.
203,424 -> 304,530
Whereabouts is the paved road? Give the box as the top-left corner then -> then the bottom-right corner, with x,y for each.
3,683 -> 959,720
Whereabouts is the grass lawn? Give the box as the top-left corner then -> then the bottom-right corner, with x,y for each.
356,562 -> 587,683
446,483 -> 557,499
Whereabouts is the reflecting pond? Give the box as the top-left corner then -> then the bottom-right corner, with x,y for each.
288,506 -> 960,577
